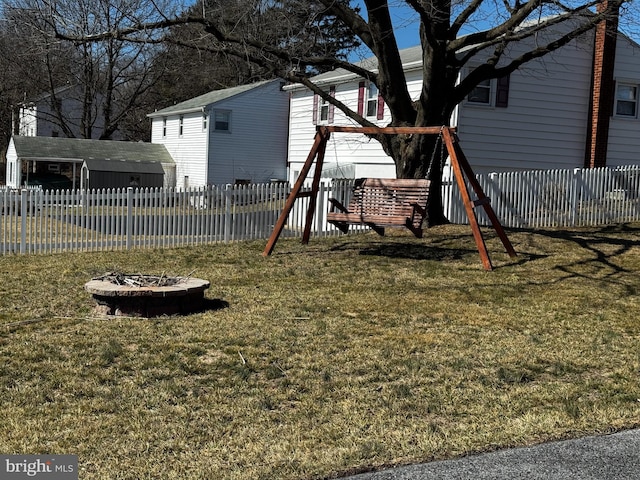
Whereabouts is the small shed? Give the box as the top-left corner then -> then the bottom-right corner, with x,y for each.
5,136 -> 174,190
81,158 -> 166,189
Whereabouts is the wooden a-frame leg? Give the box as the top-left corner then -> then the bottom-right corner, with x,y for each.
263,128 -> 329,256
446,130 -> 517,259
302,134 -> 328,244
442,128 -> 494,271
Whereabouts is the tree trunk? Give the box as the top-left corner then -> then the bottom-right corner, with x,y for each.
373,15 -> 457,226
382,132 -> 450,225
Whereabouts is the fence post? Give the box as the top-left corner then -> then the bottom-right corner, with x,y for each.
224,184 -> 232,243
316,181 -> 326,236
20,189 -> 27,254
571,168 -> 581,226
126,187 -> 133,250
488,172 -> 499,227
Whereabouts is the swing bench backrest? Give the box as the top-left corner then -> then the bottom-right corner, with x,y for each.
327,178 -> 431,238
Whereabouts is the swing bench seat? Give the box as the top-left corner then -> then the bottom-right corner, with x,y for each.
327,178 -> 431,238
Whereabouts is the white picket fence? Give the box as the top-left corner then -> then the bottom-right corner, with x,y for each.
445,165 -> 640,228
1,165 -> 639,255
0,182 -> 359,255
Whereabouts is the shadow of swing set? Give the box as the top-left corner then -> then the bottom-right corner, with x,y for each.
263,126 -> 517,271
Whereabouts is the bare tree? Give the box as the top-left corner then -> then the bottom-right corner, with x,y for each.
3,0 -> 172,140
146,0 -> 360,111
41,0 -> 631,221
0,9 -> 66,169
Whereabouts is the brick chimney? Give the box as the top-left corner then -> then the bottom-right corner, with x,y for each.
585,0 -> 620,168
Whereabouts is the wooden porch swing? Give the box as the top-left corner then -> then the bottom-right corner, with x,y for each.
263,126 -> 516,271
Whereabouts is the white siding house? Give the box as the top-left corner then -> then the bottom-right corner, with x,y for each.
148,80 -> 289,188
286,26 -> 640,184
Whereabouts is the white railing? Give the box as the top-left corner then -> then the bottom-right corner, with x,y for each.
1,165 -> 639,255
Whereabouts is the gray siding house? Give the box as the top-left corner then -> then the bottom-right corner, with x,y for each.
286,21 -> 640,183
17,85 -> 120,140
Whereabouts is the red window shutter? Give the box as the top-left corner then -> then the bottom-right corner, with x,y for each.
496,74 -> 510,108
312,94 -> 318,124
329,86 -> 336,123
357,81 -> 365,116
377,93 -> 385,120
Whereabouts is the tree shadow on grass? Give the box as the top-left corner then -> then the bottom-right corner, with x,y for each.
523,223 -> 640,282
318,223 -> 640,278
359,243 -> 478,262
329,234 -> 544,267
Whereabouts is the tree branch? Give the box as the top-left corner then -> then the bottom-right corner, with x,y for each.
452,0 -> 622,104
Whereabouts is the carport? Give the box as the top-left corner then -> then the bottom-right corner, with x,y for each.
5,136 -> 174,190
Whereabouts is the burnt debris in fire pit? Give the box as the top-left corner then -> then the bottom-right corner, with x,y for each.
93,272 -> 185,288
85,272 -> 210,317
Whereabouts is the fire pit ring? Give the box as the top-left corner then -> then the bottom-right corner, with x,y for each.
85,273 -> 210,317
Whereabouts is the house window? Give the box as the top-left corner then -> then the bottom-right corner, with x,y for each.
466,74 -> 510,108
312,86 -> 335,125
357,81 -> 384,120
179,115 -> 184,136
366,83 -> 379,117
162,117 -> 167,138
615,83 -> 638,117
214,110 -> 230,131
319,96 -> 330,122
467,78 -> 492,104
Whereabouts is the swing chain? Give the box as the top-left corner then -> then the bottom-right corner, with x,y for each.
425,126 -> 446,180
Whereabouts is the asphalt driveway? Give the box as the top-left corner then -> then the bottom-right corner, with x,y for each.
342,429 -> 640,479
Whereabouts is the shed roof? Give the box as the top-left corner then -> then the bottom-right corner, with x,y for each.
83,157 -> 165,174
147,80 -> 276,118
11,136 -> 174,165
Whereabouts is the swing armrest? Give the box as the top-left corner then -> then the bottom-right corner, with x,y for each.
408,203 -> 427,226
328,198 -> 350,213
410,203 -> 427,218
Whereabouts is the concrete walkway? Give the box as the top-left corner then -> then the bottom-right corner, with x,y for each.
342,429 -> 640,479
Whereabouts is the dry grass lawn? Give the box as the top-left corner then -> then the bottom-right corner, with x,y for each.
1,223 -> 640,479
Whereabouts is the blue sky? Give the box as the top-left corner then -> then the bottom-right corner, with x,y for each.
353,1 -> 421,49
350,0 -> 640,49
347,1 -> 494,59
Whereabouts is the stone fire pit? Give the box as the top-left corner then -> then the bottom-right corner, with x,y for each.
85,273 -> 210,317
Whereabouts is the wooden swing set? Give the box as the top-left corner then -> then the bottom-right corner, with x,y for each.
263,126 -> 516,271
